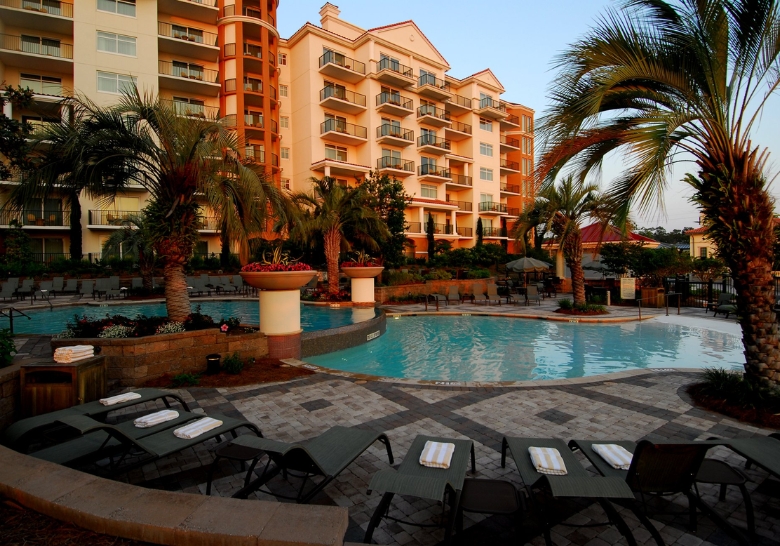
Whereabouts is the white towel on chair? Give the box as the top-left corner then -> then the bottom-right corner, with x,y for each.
592,444 -> 633,470
419,441 -> 455,469
173,417 -> 223,439
528,447 -> 568,475
134,410 -> 179,428
99,392 -> 141,406
54,353 -> 95,364
54,345 -> 94,356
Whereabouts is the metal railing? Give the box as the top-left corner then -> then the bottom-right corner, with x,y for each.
30,252 -> 69,264
0,209 -> 70,226
407,222 -> 422,233
245,146 -> 265,163
158,22 -> 218,47
506,207 -> 520,216
26,119 -> 58,135
501,182 -> 520,193
449,93 -> 472,109
320,85 -> 366,107
269,118 -> 278,134
376,124 -> 414,141
448,120 -> 472,134
482,227 -> 507,237
158,60 -> 218,83
501,135 -> 520,148
224,78 -> 236,92
417,134 -> 451,151
0,33 -> 72,59
319,50 -> 366,75
163,100 -> 219,118
223,43 -> 236,57
244,43 -> 262,59
417,104 -> 450,121
428,223 -> 454,235
449,173 -> 472,186
269,86 -> 277,100
223,4 -> 275,26
88,210 -> 139,226
376,92 -> 413,110
478,97 -> 505,111
447,200 -> 472,211
504,114 -> 520,125
222,114 -> 237,126
0,0 -> 73,17
243,78 -> 263,93
244,112 -> 264,128
377,157 -> 414,172
320,119 -> 367,139
197,216 -> 219,230
179,0 -> 216,5
418,73 -> 450,92
417,164 -> 450,178
501,158 -> 520,171
271,153 -> 279,167
457,226 -> 473,237
478,201 -> 507,213
376,58 -> 413,78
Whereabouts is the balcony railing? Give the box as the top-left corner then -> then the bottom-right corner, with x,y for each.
26,119 -> 58,135
507,207 -> 520,216
448,120 -> 472,134
501,182 -> 520,193
271,153 -> 279,167
417,164 -> 450,178
222,114 -> 237,126
376,124 -> 414,142
269,86 -> 277,100
88,210 -> 140,226
478,202 -> 507,213
418,73 -> 450,92
245,145 -> 265,163
449,173 -> 472,186
482,226 -> 507,237
164,100 -> 219,118
417,134 -> 451,151
478,97 -> 505,112
376,92 -> 413,110
223,4 -> 275,26
320,85 -> 366,107
501,135 -> 520,148
457,226 -> 473,237
407,222 -> 422,233
197,216 -> 219,230
0,33 -> 72,59
0,0 -> 73,17
224,78 -> 236,92
244,43 -> 262,59
447,200 -> 472,211
501,158 -> 520,171
319,50 -> 366,75
244,112 -> 264,128
449,93 -> 472,109
376,57 -> 413,78
243,78 -> 263,93
417,104 -> 450,122
269,118 -> 278,133
158,60 -> 218,83
320,119 -> 367,139
1,209 -> 70,226
504,114 -> 520,126
224,43 -> 236,57
377,157 -> 414,172
158,22 -> 218,47
428,223 -> 454,235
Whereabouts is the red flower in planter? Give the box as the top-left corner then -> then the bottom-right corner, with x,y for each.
340,261 -> 382,267
241,262 -> 313,272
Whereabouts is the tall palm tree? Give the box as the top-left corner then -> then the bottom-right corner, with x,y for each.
513,177 -> 608,305
49,90 -> 289,321
537,0 -> 780,384
101,214 -> 156,291
291,177 -> 388,295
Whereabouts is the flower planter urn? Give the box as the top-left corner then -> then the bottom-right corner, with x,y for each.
240,270 -> 317,291
341,266 -> 384,304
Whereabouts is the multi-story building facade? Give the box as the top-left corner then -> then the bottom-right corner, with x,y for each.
278,4 -> 534,256
0,0 -> 280,261
0,1 -> 532,261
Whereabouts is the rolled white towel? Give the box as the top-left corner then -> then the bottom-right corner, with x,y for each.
99,392 -> 142,406
173,417 -> 223,439
54,354 -> 94,364
529,446 -> 568,476
134,410 -> 179,428
54,345 -> 95,355
54,349 -> 93,357
592,444 -> 633,470
419,441 -> 455,469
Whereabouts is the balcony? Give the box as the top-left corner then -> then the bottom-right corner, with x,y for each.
417,134 -> 451,155
417,74 -> 451,101
158,0 -> 217,24
444,120 -> 472,142
319,85 -> 367,115
445,173 -> 472,189
0,1 -> 73,34
457,226 -> 473,237
269,118 -> 278,137
376,124 -> 414,147
318,50 -> 366,84
483,226 -> 508,238
311,158 -> 371,179
506,207 -> 521,217
474,97 -> 507,120
428,223 -> 455,235
500,135 -> 520,152
446,93 -> 472,115
417,164 -> 450,183
1,208 -> 70,228
87,210 -> 140,228
244,112 -> 264,130
374,58 -> 415,88
406,222 -> 422,234
500,113 -> 521,129
197,216 -> 219,231
376,157 -> 414,177
320,119 -> 368,145
500,182 -> 520,195
500,158 -> 521,174
376,92 -> 414,117
222,4 -> 276,27
0,33 -> 72,71
26,118 -> 58,136
271,153 -> 279,170
447,200 -> 473,212
244,145 -> 265,163
478,202 -> 508,215
164,100 -> 219,119
417,105 -> 451,128
158,60 -> 219,96
158,21 -> 218,61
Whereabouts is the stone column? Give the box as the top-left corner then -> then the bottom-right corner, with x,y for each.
259,290 -> 302,359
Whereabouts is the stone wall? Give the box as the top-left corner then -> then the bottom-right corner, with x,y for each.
374,278 -> 497,303
302,311 -> 385,357
52,329 -> 268,390
0,363 -> 20,430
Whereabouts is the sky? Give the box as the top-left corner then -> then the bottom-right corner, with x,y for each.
277,0 -> 780,231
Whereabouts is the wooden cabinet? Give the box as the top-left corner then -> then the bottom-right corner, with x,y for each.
20,357 -> 106,417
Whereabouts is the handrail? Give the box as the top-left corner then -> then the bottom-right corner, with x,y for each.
222,4 -> 275,26
407,222 -> 422,233
448,120 -> 472,134
1,209 -> 70,226
320,85 -> 367,107
478,201 -> 507,213
457,226 -> 473,237
482,226 -> 507,237
377,157 -> 414,172
376,124 -> 413,141
320,119 -> 367,139
376,92 -> 413,110
417,104 -> 450,121
376,58 -> 413,78
158,60 -> 218,83
501,135 -> 520,148
449,173 -> 472,186
503,114 -> 520,126
478,97 -> 505,111
447,200 -> 472,211
501,182 -> 520,193
418,73 -> 450,91
500,158 -> 520,171
417,164 -> 450,178
319,50 -> 366,75
0,33 -> 73,59
0,0 -> 74,17
88,210 -> 140,226
417,134 -> 451,150
158,22 -> 218,47
0,306 -> 32,334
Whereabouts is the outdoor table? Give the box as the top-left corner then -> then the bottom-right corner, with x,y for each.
364,434 -> 476,545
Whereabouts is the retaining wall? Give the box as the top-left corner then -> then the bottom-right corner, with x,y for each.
302,311 -> 385,357
374,278 -> 497,303
0,363 -> 21,430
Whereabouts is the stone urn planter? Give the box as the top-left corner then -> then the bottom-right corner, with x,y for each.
240,270 -> 317,291
341,266 -> 384,304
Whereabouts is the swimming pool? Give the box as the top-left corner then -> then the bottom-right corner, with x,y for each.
4,301 -> 376,335
306,315 -> 745,382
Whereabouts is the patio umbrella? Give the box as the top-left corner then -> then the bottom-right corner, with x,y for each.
505,257 -> 552,273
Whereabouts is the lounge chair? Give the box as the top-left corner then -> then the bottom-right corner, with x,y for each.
568,439 -> 751,546
233,275 -> 247,295
79,280 -> 94,299
526,285 -> 542,306
713,302 -> 738,318
0,282 -> 17,301
62,279 -> 78,294
130,277 -> 143,294
706,292 -> 733,314
219,276 -> 239,294
486,283 -> 503,305
16,279 -> 34,300
34,280 -> 53,301
94,278 -> 110,299
536,282 -> 546,299
223,425 -> 394,503
447,285 -> 463,304
501,436 -> 636,546
109,276 -> 120,290
52,277 -> 64,295
6,278 -> 19,291
472,283 -> 488,305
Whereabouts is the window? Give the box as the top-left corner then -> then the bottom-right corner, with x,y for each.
522,158 -> 532,175
279,84 -> 288,97
420,127 -> 436,145
523,137 -> 532,154
97,31 -> 136,56
324,112 -> 346,133
172,61 -> 204,80
523,115 -> 533,132
421,184 -> 437,199
325,144 -> 347,161
97,71 -> 136,94
20,74 -> 61,95
21,35 -> 60,56
244,109 -> 263,127
280,116 -> 289,128
379,53 -> 401,72
281,147 -> 290,159
244,76 -> 262,93
479,142 -> 493,157
480,167 -> 493,181
479,92 -> 493,108
171,25 -> 204,43
420,156 -> 437,175
479,118 -> 493,132
195,241 -> 208,256
245,143 -> 264,162
97,0 -> 135,16
700,247 -> 708,258
278,53 -> 287,65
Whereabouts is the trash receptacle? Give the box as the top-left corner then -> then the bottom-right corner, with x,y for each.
206,354 -> 221,375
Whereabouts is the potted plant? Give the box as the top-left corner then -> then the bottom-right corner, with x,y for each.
341,251 -> 384,278
240,247 -> 316,290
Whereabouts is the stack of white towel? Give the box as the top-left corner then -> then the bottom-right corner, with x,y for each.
173,417 -> 223,439
53,345 -> 95,364
134,410 -> 179,428
419,441 -> 456,469
592,444 -> 633,470
99,392 -> 142,406
528,446 -> 568,475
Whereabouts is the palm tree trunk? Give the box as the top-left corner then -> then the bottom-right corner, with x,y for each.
68,192 -> 83,261
163,259 -> 190,321
324,228 -> 341,295
139,251 -> 154,292
563,230 -> 586,305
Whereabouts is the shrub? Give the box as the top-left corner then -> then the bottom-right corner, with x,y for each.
56,328 -> 76,339
156,321 -> 185,335
558,298 -> 573,310
386,270 -> 424,285
423,269 -> 452,281
98,324 -> 135,338
183,305 -> 215,330
171,372 -> 200,387
218,317 -> 242,333
698,368 -> 780,411
577,303 -> 607,313
222,351 -> 244,374
466,268 -> 490,279
0,329 -> 16,367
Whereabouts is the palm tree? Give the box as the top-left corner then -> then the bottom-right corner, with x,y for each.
48,90 -> 289,321
514,177 -> 608,305
101,214 -> 156,291
537,0 -> 780,384
291,177 -> 388,295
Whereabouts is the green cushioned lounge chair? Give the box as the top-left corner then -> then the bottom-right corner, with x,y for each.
224,425 -> 393,503
716,433 -> 780,477
501,436 -> 637,546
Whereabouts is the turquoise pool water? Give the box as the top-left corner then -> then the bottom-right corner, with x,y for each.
4,301 -> 376,335
307,316 -> 745,382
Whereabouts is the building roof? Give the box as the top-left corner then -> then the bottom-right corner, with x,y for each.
579,223 -> 658,244
686,217 -> 780,236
